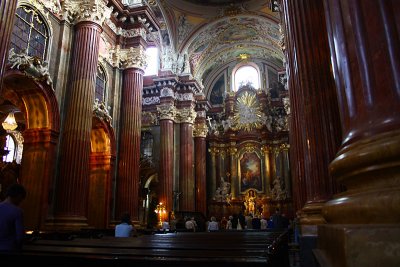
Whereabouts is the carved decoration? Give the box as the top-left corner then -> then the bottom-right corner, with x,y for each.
175,92 -> 194,102
119,46 -> 147,70
160,87 -> 175,98
193,122 -> 208,138
141,111 -> 158,127
232,91 -> 264,132
8,48 -> 53,87
62,0 -> 112,25
176,107 -> 197,124
143,96 -> 160,106
157,104 -> 176,121
93,98 -> 112,123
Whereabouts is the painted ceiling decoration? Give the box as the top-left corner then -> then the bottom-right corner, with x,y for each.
144,0 -> 283,87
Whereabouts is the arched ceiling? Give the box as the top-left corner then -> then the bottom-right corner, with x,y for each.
148,0 -> 283,83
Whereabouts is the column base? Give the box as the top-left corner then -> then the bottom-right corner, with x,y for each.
315,224 -> 400,267
300,201 -> 327,235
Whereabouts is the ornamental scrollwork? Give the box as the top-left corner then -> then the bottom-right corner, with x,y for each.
193,122 -> 208,138
119,46 -> 147,70
93,98 -> 112,123
143,96 -> 160,106
62,0 -> 112,25
157,104 -> 177,121
176,107 -> 197,124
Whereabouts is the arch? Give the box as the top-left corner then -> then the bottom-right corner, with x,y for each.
11,2 -> 53,62
88,117 -> 116,228
2,69 -> 60,230
232,63 -> 261,91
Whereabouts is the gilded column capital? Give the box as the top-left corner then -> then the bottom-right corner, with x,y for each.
228,147 -> 237,156
261,145 -> 270,155
280,143 -> 290,151
208,147 -> 219,156
120,46 -> 147,70
176,106 -> 197,124
157,103 -> 177,121
63,0 -> 112,25
193,122 -> 208,138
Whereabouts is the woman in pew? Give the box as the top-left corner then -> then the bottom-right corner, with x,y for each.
115,213 -> 136,237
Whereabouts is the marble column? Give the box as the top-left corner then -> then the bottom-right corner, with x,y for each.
317,1 -> 400,266
228,145 -> 238,199
157,96 -> 176,212
54,1 -> 110,228
261,145 -> 271,195
115,46 -> 146,221
0,0 -> 18,94
194,121 -> 208,215
178,105 -> 196,211
281,0 -> 342,230
208,146 -> 218,200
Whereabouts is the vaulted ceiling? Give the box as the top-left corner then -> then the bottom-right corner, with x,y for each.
147,0 -> 283,83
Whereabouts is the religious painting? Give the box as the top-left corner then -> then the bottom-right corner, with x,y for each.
210,74 -> 225,105
239,152 -> 262,192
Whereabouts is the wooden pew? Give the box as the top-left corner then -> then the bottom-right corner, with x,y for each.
0,230 -> 289,267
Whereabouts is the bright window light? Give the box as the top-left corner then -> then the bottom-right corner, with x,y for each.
3,135 -> 15,162
234,65 -> 260,91
144,47 -> 158,76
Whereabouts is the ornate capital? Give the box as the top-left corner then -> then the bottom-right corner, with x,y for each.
208,147 -> 219,156
176,107 -> 197,124
228,147 -> 237,156
157,104 -> 176,121
119,46 -> 147,70
193,122 -> 208,138
63,0 -> 112,25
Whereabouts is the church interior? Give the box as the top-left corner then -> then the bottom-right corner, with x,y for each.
0,0 -> 398,266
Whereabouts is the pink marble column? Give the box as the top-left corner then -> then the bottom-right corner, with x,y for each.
157,95 -> 176,212
0,0 -> 18,94
115,66 -> 144,221
282,0 -> 342,229
55,20 -> 103,227
177,104 -> 196,211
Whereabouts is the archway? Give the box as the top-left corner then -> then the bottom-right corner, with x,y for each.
2,69 -> 60,230
89,117 -> 116,228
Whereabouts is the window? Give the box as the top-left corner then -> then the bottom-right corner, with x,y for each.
234,65 -> 260,91
95,66 -> 107,102
10,5 -> 49,60
3,135 -> 16,163
140,132 -> 153,159
144,47 -> 158,76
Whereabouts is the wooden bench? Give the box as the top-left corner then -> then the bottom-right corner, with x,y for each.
0,230 -> 289,267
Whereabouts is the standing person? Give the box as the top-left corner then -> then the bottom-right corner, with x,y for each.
115,212 -> 135,237
0,183 -> 27,252
272,208 -> 284,229
207,216 -> 219,231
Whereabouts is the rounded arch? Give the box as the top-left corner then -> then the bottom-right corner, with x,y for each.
90,117 -> 116,157
13,1 -> 53,62
2,69 -> 60,230
232,62 -> 261,91
3,69 -> 60,131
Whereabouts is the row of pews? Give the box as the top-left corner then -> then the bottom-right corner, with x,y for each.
0,230 -> 290,267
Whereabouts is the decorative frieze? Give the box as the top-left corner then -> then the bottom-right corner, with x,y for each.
142,96 -> 160,106
175,92 -> 194,101
157,104 -> 177,121
63,0 -> 112,25
119,46 -> 147,70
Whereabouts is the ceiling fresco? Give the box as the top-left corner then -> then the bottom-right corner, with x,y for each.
146,0 -> 283,84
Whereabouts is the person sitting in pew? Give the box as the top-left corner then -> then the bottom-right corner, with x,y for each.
115,212 -> 135,237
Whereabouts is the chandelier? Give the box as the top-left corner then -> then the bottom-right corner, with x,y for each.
2,112 -> 18,131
